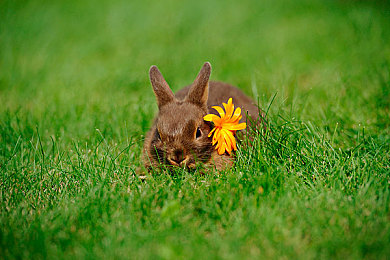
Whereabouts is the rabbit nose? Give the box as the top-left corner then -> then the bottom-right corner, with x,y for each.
170,150 -> 188,165
173,150 -> 184,163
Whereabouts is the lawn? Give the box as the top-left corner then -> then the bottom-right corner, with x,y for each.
1,0 -> 389,258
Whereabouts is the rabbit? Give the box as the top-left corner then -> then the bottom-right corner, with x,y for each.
143,62 -> 263,173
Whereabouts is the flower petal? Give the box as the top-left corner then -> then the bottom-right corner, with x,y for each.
223,99 -> 234,119
233,107 -> 241,116
203,114 -> 219,122
212,128 -> 221,145
208,127 -> 216,137
217,141 -> 226,155
230,107 -> 242,122
221,122 -> 247,131
211,106 -> 225,117
225,130 -> 237,151
220,129 -> 232,154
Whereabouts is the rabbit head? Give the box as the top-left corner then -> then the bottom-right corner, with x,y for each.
145,62 -> 214,170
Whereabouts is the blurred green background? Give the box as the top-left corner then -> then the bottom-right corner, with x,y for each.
1,0 -> 389,141
2,0 -> 389,116
1,0 -> 389,258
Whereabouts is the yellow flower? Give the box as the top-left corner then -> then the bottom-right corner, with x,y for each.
203,98 -> 247,155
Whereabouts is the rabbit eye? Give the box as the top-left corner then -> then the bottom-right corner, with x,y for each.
196,127 -> 202,139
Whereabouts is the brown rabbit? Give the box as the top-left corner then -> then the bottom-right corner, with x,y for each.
143,62 -> 263,172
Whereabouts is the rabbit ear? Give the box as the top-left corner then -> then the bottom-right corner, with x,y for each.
149,65 -> 175,109
186,62 -> 211,107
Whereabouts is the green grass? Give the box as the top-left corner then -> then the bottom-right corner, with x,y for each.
1,0 -> 390,258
